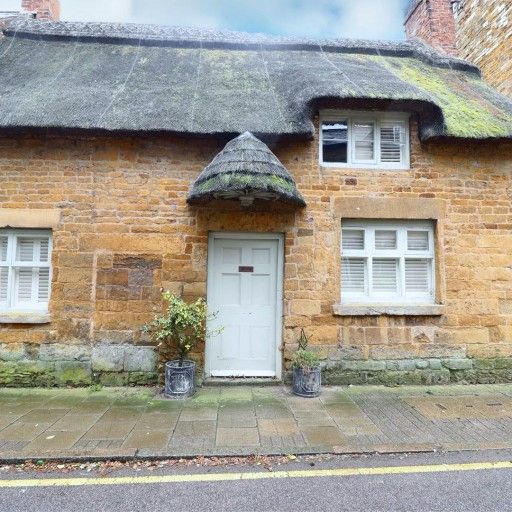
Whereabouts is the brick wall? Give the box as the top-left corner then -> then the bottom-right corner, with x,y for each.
1,120 -> 512,386
454,0 -> 512,98
405,0 -> 458,55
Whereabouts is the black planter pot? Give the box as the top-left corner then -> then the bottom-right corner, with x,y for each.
292,366 -> 321,397
164,360 -> 196,399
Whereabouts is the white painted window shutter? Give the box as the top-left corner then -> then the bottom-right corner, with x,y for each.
0,237 -> 7,262
0,269 -> 7,303
0,236 -> 7,303
353,122 -> 375,161
39,238 -> 50,262
342,229 -> 365,250
380,122 -> 405,163
375,230 -> 397,250
342,258 -> 365,292
14,237 -> 51,306
372,258 -> 398,292
407,230 -> 429,251
17,238 -> 35,262
0,232 -> 52,311
341,221 -> 435,303
38,268 -> 50,302
16,268 -> 34,303
405,259 -> 430,293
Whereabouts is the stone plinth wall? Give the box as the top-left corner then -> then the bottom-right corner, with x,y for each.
1,119 -> 512,386
454,0 -> 512,98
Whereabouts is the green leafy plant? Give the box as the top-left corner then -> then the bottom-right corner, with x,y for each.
143,292 -> 219,367
291,328 -> 320,373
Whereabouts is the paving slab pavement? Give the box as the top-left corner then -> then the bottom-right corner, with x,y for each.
3,384 -> 512,460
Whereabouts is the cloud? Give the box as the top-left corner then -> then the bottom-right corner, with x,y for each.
61,0 -> 408,41
1,0 -> 22,11
336,0 -> 406,39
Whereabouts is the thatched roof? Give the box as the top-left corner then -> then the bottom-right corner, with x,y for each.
1,19 -> 512,140
187,132 -> 305,206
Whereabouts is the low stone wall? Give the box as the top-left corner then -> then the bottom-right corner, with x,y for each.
321,357 -> 512,386
5,340 -> 512,388
0,343 -> 157,387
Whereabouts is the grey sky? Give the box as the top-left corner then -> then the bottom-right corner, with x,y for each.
1,0 -> 410,40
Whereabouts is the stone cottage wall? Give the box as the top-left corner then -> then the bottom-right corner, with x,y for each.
454,0 -> 512,98
1,119 -> 512,386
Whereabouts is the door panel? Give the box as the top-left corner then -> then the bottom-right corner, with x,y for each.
207,236 -> 280,377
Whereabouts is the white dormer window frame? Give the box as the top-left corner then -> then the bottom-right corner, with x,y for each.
320,110 -> 410,170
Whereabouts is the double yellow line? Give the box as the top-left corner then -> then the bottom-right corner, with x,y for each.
1,460 -> 511,488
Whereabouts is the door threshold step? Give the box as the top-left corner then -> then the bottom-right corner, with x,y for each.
203,377 -> 282,387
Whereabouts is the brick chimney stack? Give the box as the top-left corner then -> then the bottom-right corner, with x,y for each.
404,0 -> 458,55
21,0 -> 60,21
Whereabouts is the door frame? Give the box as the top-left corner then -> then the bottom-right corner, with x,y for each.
205,231 -> 284,380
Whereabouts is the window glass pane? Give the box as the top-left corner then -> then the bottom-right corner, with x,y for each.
372,258 -> 398,292
38,268 -> 50,302
407,231 -> 429,251
322,120 -> 348,163
353,122 -> 375,161
16,268 -> 34,302
17,238 -> 35,262
0,237 -> 7,262
380,123 -> 404,163
0,267 -> 8,302
342,229 -> 364,250
375,230 -> 397,250
342,258 -> 365,292
405,259 -> 430,292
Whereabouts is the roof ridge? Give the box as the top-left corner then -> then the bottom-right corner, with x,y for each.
3,18 -> 480,75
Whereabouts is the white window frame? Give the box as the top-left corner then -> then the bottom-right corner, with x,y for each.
0,229 -> 52,313
320,110 -> 410,170
341,220 -> 435,304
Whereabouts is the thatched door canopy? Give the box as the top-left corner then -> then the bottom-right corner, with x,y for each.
187,132 -> 306,207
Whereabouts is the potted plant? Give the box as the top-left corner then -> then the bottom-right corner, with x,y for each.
291,329 -> 321,397
144,292 -> 216,399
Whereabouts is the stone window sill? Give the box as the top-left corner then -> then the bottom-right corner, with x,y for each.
332,304 -> 444,316
0,312 -> 51,324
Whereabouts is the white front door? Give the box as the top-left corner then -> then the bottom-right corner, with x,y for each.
206,233 -> 283,378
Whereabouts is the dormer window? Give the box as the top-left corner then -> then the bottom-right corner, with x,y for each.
320,111 -> 410,169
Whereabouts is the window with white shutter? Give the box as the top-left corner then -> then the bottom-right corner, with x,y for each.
353,122 -> 375,163
320,111 -> 410,169
0,230 -> 52,312
380,121 -> 406,164
341,220 -> 434,303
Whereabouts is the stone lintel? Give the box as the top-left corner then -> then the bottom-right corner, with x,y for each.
333,303 -> 445,316
333,197 -> 445,220
0,208 -> 61,229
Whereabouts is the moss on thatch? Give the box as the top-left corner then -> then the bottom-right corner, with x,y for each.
375,56 -> 512,138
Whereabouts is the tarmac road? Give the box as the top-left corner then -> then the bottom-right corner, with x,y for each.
1,450 -> 512,512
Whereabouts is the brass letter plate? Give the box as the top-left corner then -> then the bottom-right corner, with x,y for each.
238,266 -> 254,272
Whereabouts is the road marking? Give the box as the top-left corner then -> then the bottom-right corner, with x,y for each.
1,461 -> 512,488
